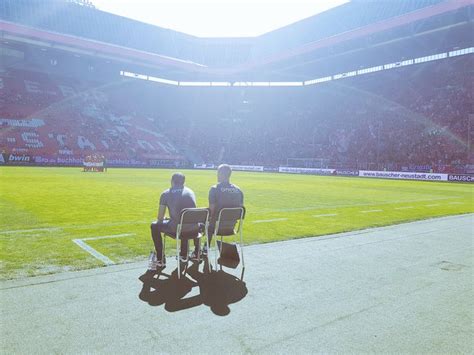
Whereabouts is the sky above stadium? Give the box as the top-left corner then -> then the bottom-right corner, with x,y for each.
92,0 -> 350,37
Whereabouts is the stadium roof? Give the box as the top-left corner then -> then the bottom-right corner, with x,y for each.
90,0 -> 350,38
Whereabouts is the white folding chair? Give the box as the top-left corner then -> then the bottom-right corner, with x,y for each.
212,207 -> 246,280
164,208 -> 210,279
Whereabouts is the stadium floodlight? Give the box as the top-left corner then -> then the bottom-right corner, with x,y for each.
120,70 -> 147,80
333,71 -> 357,80
304,76 -> 332,86
179,81 -> 211,86
233,82 -> 252,87
268,82 -> 303,87
148,76 -> 179,86
449,47 -> 474,57
210,82 -> 232,87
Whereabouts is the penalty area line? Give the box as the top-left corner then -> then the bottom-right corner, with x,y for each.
360,209 -> 383,213
72,233 -> 134,265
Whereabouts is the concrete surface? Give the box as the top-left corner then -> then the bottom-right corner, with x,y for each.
1,214 -> 473,354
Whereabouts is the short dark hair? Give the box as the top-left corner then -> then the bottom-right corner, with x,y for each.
171,172 -> 185,187
218,164 -> 232,180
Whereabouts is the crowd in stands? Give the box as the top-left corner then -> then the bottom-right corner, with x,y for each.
0,55 -> 472,173
0,69 -> 183,166
167,57 -> 471,173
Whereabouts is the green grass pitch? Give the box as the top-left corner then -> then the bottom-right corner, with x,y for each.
0,166 -> 472,279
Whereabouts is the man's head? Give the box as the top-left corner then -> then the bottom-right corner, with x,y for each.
217,164 -> 232,183
171,172 -> 185,187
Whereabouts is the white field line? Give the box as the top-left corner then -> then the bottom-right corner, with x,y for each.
0,196 -> 465,235
253,218 -> 288,224
425,204 -> 440,207
360,209 -> 383,213
0,221 -> 147,235
72,233 -> 134,265
448,202 -> 464,205
82,233 -> 133,241
262,196 -> 460,213
313,213 -> 338,218
0,227 -> 62,235
394,206 -> 414,210
72,239 -> 115,265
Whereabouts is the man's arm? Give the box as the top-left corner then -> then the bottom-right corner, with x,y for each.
157,205 -> 166,222
208,187 -> 217,220
157,192 -> 167,221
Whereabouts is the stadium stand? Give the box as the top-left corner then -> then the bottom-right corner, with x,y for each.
0,68 -> 184,166
0,0 -> 473,173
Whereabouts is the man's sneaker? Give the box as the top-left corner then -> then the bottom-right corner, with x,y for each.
179,255 -> 188,263
201,245 -> 208,256
156,258 -> 166,268
148,251 -> 158,271
190,250 -> 201,262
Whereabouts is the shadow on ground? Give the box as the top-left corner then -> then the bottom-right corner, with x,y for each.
138,259 -> 248,316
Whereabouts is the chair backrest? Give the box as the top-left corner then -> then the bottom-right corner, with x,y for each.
215,207 -> 245,236
177,208 -> 209,238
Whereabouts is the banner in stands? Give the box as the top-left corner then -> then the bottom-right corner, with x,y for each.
148,159 -> 182,168
263,166 -> 279,172
448,174 -> 474,183
359,170 -> 448,181
3,154 -> 33,164
0,153 -> 5,165
279,167 -> 335,175
194,163 -> 216,169
335,169 -> 359,176
229,165 -> 264,172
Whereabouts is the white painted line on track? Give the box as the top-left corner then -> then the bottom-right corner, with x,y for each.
72,233 -> 135,265
360,209 -> 383,213
72,239 -> 115,265
394,206 -> 414,210
425,204 -> 440,207
253,218 -> 288,224
313,214 -> 338,218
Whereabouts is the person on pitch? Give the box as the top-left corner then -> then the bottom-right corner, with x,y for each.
203,164 -> 244,255
148,172 -> 200,270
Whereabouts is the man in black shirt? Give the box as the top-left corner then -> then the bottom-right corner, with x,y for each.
205,164 -> 244,253
148,172 -> 199,270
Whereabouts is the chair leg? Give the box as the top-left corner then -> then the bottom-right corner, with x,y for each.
162,235 -> 166,265
220,236 -> 223,271
177,237 -> 180,279
206,236 -> 211,273
239,227 -> 245,281
239,228 -> 245,269
214,233 -> 218,272
183,240 -> 189,276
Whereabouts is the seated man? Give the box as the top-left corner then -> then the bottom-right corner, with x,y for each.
205,164 -> 244,254
149,172 -> 200,270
